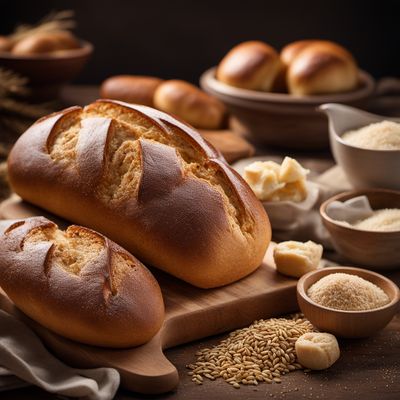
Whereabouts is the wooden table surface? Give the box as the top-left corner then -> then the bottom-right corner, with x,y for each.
1,86 -> 399,400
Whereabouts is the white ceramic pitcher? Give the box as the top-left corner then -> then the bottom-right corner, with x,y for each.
319,103 -> 400,190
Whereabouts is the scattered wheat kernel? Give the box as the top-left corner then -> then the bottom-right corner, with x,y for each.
187,314 -> 314,387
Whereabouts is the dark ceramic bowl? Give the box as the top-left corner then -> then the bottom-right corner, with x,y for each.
0,40 -> 93,101
200,67 -> 375,150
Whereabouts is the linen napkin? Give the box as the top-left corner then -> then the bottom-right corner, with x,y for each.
326,195 -> 374,223
0,309 -> 120,400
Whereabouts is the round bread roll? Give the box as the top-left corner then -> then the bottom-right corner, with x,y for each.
273,40 -> 318,92
0,35 -> 12,52
280,40 -> 319,67
153,80 -> 226,129
0,217 -> 165,348
216,41 -> 281,91
286,41 -> 358,95
100,75 -> 163,107
12,30 -> 80,55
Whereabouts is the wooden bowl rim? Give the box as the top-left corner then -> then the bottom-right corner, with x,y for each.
320,189 -> 400,235
0,40 -> 93,61
297,266 -> 400,314
200,67 -> 375,105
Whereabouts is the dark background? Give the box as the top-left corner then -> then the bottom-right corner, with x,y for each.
1,0 -> 399,85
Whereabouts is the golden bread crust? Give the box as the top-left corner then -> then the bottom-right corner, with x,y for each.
8,100 -> 271,288
0,217 -> 165,348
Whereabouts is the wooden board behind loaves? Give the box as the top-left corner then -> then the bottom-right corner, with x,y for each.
0,196 -> 298,394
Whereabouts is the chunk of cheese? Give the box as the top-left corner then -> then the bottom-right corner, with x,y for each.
243,161 -> 284,201
279,157 -> 309,183
243,157 -> 309,202
273,240 -> 323,278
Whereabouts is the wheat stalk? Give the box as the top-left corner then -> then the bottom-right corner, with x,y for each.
0,68 -> 29,97
0,68 -> 55,137
8,10 -> 76,44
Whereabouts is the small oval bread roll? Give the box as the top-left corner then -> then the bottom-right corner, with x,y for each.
100,75 -> 163,107
287,41 -> 358,95
216,41 -> 281,91
153,80 -> 226,129
0,217 -> 165,348
12,30 -> 80,55
0,35 -> 12,52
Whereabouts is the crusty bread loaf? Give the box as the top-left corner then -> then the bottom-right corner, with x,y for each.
216,41 -> 281,91
12,30 -> 80,55
0,217 -> 164,348
100,75 -> 163,107
285,41 -> 358,95
153,80 -> 226,129
8,100 -> 271,288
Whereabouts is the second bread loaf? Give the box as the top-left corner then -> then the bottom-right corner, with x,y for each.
0,217 -> 165,348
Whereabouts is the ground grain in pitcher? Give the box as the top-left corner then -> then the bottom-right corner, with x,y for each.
187,314 -> 314,388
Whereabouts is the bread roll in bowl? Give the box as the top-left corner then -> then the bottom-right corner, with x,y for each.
12,30 -> 80,55
100,75 -> 163,107
286,41 -> 359,95
280,40 -> 319,67
216,41 -> 281,91
153,80 -> 226,129
8,100 -> 271,288
276,39 -> 339,92
0,217 -> 164,348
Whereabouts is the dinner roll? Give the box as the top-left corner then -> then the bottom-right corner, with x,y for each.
0,36 -> 12,52
286,41 -> 358,95
12,30 -> 80,55
100,75 -> 163,107
280,40 -> 319,67
216,41 -> 281,91
153,80 -> 226,129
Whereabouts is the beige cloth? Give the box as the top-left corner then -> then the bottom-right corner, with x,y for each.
269,182 -> 339,249
0,310 -> 120,399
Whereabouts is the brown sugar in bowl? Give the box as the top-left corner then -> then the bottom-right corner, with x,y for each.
297,266 -> 400,338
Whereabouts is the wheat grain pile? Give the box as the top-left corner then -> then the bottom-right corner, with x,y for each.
187,314 -> 314,388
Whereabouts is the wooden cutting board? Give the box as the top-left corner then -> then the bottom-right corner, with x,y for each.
199,129 -> 255,163
0,196 -> 298,394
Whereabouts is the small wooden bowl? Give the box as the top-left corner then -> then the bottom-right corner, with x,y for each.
0,41 -> 93,101
200,67 -> 375,150
297,266 -> 400,338
320,189 -> 400,269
